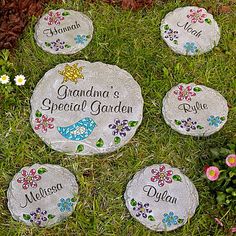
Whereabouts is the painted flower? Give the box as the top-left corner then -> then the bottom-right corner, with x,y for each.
184,42 -> 198,54
164,28 -> 178,42
14,74 -> 26,86
17,169 -> 41,189
133,202 -> 152,218
173,85 -> 196,101
57,198 -> 73,212
187,8 -> 207,23
180,118 -> 197,132
109,119 -> 131,137
50,39 -> 65,51
74,35 -> 88,44
206,166 -> 220,181
162,212 -> 178,227
207,116 -> 222,127
151,165 -> 173,187
0,74 -> 10,84
34,114 -> 54,133
44,11 -> 64,25
30,208 -> 47,225
226,154 -> 236,167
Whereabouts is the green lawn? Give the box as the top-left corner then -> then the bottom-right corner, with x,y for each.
0,0 -> 236,235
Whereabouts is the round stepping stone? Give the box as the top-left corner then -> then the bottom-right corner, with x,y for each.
35,9 -> 93,54
7,164 -> 78,227
124,164 -> 199,232
162,83 -> 228,136
160,6 -> 220,55
30,60 -> 143,155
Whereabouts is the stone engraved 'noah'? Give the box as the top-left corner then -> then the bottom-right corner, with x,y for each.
178,101 -> 208,114
143,185 -> 177,204
43,21 -> 81,37
20,183 -> 63,208
177,22 -> 202,38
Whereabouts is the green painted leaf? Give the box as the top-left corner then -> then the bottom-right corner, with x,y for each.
35,110 -> 42,118
37,167 -> 47,174
48,214 -> 55,219
96,138 -> 104,148
175,120 -> 181,125
71,197 -> 77,202
173,40 -> 178,45
178,218 -> 184,224
130,198 -> 137,206
23,214 -> 31,220
128,121 -> 138,127
193,87 -> 202,92
197,125 -> 204,129
173,175 -> 182,182
164,24 -> 169,30
77,144 -> 84,152
86,35 -> 91,39
65,44 -> 71,48
114,136 -> 121,144
45,42 -> 51,47
205,18 -> 212,24
148,215 -> 155,221
62,12 -> 70,16
220,116 -> 225,121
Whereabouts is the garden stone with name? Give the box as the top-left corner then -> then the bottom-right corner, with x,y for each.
162,83 -> 228,136
35,9 -> 93,54
7,164 -> 78,227
160,6 -> 220,55
124,164 -> 199,232
30,60 -> 143,155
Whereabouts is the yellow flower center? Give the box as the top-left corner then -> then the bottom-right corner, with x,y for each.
2,76 -> 7,80
209,170 -> 215,176
228,157 -> 236,164
18,78 -> 23,82
36,213 -> 41,220
140,207 -> 145,213
26,176 -> 33,181
159,173 -> 165,179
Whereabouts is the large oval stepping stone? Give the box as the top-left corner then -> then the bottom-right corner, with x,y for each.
160,6 -> 220,55
162,83 -> 228,136
124,164 -> 199,231
30,60 -> 143,155
7,164 -> 78,227
35,9 -> 93,54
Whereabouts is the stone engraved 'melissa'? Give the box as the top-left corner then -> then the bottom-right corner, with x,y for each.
43,21 -> 81,37
143,185 -> 177,204
178,101 -> 208,114
20,183 -> 63,208
177,22 -> 202,38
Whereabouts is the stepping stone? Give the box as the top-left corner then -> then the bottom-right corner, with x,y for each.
160,6 -> 220,55
30,60 -> 143,155
162,83 -> 228,136
35,9 -> 93,54
124,164 -> 199,231
7,164 -> 78,227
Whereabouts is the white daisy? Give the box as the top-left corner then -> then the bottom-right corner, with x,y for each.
14,74 -> 26,86
0,74 -> 10,84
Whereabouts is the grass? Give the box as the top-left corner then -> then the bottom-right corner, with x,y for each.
0,0 -> 236,235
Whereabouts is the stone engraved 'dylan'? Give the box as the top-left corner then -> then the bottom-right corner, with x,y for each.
178,101 -> 208,114
43,21 -> 81,37
177,22 -> 202,38
20,183 -> 63,208
143,185 -> 177,204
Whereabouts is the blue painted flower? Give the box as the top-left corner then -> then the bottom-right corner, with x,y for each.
57,198 -> 73,212
184,42 -> 198,54
162,212 -> 178,227
207,116 -> 222,127
74,35 -> 87,44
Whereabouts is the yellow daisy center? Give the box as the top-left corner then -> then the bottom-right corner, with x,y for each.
228,157 -> 236,164
209,170 -> 215,176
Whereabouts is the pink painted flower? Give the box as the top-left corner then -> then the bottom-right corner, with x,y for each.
44,11 -> 64,25
187,8 -> 207,24
34,114 -> 54,133
226,154 -> 236,167
151,165 -> 173,187
206,166 -> 220,181
17,169 -> 41,189
173,85 -> 196,102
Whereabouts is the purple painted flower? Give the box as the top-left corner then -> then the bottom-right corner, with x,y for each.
50,39 -> 65,51
164,28 -> 178,41
180,118 -> 197,131
108,119 -> 131,137
133,202 -> 152,218
30,208 -> 47,225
